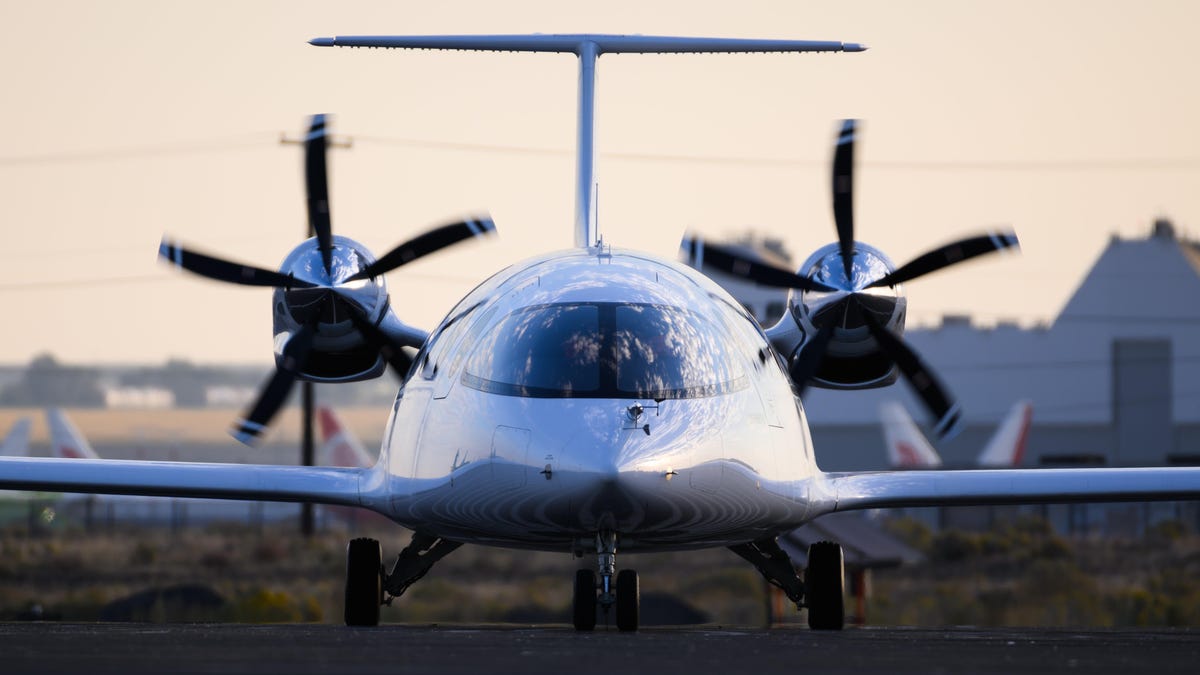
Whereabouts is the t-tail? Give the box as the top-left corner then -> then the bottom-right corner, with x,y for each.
309,34 -> 867,250
46,408 -> 101,460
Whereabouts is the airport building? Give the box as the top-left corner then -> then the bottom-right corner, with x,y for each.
689,219 -> 1200,534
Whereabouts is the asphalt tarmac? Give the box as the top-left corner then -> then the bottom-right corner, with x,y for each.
1,623 -> 1197,675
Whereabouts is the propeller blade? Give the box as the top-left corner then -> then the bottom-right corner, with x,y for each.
231,323 -> 317,445
159,240 -> 315,289
867,230 -> 1020,288
346,308 -> 415,378
346,217 -> 497,282
681,236 -> 836,293
862,312 -> 961,439
788,318 -> 837,398
305,114 -> 334,274
832,119 -> 857,280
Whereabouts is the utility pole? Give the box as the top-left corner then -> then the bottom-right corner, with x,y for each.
280,130 -> 352,537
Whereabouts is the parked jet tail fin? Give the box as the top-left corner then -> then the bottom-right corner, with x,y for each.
0,415 -> 31,456
316,406 -> 375,469
976,400 -> 1033,468
46,408 -> 101,460
0,418 -> 32,457
880,402 -> 942,469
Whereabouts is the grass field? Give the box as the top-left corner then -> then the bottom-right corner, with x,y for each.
2,516 -> 1199,627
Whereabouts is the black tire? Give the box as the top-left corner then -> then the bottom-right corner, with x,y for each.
573,569 -> 597,631
616,569 -> 640,632
805,541 -> 845,630
345,537 -> 382,627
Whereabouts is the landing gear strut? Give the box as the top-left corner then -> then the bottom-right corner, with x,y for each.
573,532 -> 639,632
730,536 -> 845,630
729,536 -> 806,606
342,533 -> 462,627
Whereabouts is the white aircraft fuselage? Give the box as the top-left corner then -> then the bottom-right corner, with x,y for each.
375,246 -> 819,551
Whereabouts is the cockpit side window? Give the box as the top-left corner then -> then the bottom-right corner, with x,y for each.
420,302 -> 483,380
462,302 -> 746,399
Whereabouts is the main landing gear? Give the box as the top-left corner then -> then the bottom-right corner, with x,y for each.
573,532 -> 640,632
343,533 -> 462,627
731,536 -> 845,630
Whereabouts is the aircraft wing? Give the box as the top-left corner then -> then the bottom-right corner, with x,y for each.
0,457 -> 370,507
816,467 -> 1200,514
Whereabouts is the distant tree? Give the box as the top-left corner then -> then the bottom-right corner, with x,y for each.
162,358 -> 207,408
0,353 -> 105,408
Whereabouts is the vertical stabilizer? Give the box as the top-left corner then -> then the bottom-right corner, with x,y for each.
0,418 -> 32,457
880,402 -> 943,468
976,401 -> 1033,468
46,408 -> 101,460
309,34 -> 866,249
316,407 -> 375,469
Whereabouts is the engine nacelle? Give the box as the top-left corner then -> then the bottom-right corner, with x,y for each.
271,235 -> 393,383
767,242 -> 906,390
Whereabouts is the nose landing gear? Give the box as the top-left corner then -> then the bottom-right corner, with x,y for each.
573,531 -> 640,632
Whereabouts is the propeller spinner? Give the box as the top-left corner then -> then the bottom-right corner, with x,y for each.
160,114 -> 495,444
688,119 -> 1018,438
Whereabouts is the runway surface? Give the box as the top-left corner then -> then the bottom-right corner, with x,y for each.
1,623 -> 1197,674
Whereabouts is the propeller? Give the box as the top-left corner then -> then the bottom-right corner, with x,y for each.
680,236 -> 835,294
232,321 -> 318,445
687,119 -> 1018,437
347,218 -> 496,282
306,114 -> 335,275
161,114 -> 495,444
832,119 -> 857,281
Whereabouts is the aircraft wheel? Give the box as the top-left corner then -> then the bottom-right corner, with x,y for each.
805,541 -> 845,630
573,569 -> 597,631
344,537 -> 382,626
616,569 -> 640,632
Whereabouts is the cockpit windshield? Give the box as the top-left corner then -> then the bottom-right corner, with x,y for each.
462,302 -> 747,399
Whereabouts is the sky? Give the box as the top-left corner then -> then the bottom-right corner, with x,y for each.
1,0 -> 1198,365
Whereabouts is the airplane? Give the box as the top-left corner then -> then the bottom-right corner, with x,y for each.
3,35 -> 1200,633
0,417 -> 31,457
881,401 -> 1033,469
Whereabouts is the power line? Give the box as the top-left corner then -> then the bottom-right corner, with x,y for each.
0,274 -> 173,292
356,135 -> 1200,171
0,134 -> 274,167
4,132 -> 1200,172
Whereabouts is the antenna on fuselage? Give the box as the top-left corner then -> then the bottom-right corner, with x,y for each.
310,34 -> 867,249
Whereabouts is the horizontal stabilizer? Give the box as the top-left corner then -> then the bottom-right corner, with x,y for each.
310,34 -> 867,54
